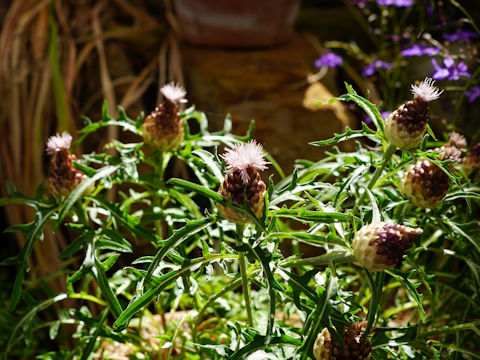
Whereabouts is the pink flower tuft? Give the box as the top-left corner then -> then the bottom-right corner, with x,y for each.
448,131 -> 467,150
46,132 -> 73,155
222,141 -> 269,183
161,82 -> 187,104
411,77 -> 443,102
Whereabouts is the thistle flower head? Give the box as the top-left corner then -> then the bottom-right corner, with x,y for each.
353,222 -> 422,271
411,77 -> 443,102
313,321 -> 372,360
221,141 -> 269,184
161,83 -> 187,104
437,146 -> 463,163
447,132 -> 467,150
46,132 -> 73,155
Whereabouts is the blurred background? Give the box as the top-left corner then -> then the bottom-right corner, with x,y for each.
1,0 -> 479,355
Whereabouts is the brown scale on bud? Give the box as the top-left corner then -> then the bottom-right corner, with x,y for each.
384,78 -> 442,149
314,321 -> 372,360
463,143 -> 480,177
400,159 -> 450,208
141,83 -> 186,151
352,222 -> 422,272
46,132 -> 93,199
218,168 -> 266,223
218,141 -> 269,224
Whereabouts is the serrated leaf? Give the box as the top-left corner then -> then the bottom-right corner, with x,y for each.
192,149 -> 224,182
310,124 -> 377,147
113,254 -> 234,331
96,238 -> 132,253
10,207 -> 57,311
273,207 -> 353,223
143,216 -> 216,286
385,269 -> 425,319
54,165 -> 120,230
338,92 -> 384,132
4,294 -> 67,359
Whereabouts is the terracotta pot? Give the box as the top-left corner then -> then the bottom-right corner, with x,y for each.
174,0 -> 301,48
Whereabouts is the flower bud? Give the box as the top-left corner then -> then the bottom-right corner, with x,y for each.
400,159 -> 450,208
352,222 -> 421,272
463,143 -> 480,177
384,78 -> 442,149
46,132 -> 93,199
141,83 -> 186,151
313,321 -> 372,360
218,141 -> 269,223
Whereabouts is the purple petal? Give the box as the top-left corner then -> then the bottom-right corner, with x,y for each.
362,64 -> 375,77
466,86 -> 480,102
443,57 -> 454,67
423,47 -> 441,56
432,68 -> 450,80
315,52 -> 343,68
394,0 -> 414,6
401,45 -> 423,57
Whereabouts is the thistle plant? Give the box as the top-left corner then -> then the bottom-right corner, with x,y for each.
1,78 -> 480,359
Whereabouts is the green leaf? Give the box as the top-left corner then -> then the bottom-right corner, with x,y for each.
364,271 -> 385,337
338,92 -> 384,132
299,270 -> 337,359
95,197 -> 159,244
273,207 -> 353,223
54,165 -> 120,230
168,178 -> 224,203
192,149 -> 224,182
80,309 -> 108,360
445,219 -> 480,254
96,238 -> 132,253
310,123 -> 378,147
113,255 -> 235,331
10,207 -> 57,311
385,269 -> 425,319
143,216 -> 216,286
58,232 -> 93,258
444,190 -> 480,201
364,187 -> 381,223
228,333 -> 302,360
93,258 -> 123,318
4,294 -> 68,359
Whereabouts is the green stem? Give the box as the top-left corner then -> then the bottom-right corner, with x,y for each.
356,144 -> 397,210
364,270 -> 385,338
282,252 -> 355,267
154,151 -> 166,238
236,224 -> 253,327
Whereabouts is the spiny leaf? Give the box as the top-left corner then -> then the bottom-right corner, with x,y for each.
54,165 -> 120,230
310,124 -> 378,147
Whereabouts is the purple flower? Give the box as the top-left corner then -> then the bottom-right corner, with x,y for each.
466,86 -> 480,102
381,111 -> 392,119
401,44 -> 440,57
443,29 -> 478,42
363,111 -> 391,126
431,57 -> 471,80
376,0 -> 414,6
315,52 -> 343,68
425,1 -> 434,16
362,60 -> 393,77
